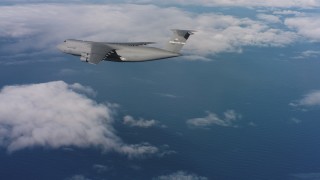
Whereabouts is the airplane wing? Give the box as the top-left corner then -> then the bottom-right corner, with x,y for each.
81,42 -> 114,64
105,42 -> 155,46
80,42 -> 155,64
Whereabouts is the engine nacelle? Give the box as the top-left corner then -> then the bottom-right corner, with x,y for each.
80,53 -> 90,62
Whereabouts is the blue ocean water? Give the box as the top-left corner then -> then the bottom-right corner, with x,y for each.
1,45 -> 320,179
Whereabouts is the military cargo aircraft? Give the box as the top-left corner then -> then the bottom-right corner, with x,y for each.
57,29 -> 195,64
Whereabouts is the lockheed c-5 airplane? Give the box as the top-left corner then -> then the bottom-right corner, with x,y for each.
57,29 -> 195,64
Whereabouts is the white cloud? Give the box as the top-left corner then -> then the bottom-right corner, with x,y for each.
294,50 -> 320,59
291,118 -> 302,124
123,115 -> 159,128
0,81 -> 158,158
69,82 -> 97,96
158,144 -> 176,157
154,92 -> 179,98
291,90 -> 320,107
2,0 -> 320,8
183,55 -> 212,61
273,10 -> 305,16
285,16 -> 320,42
0,4 -> 298,61
301,50 -> 320,58
153,171 -> 208,180
65,175 -> 91,180
248,122 -> 257,127
131,0 -> 320,8
257,14 -> 281,24
186,110 -> 242,128
92,164 -> 110,173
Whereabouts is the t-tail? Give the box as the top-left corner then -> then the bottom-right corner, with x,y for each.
164,29 -> 196,53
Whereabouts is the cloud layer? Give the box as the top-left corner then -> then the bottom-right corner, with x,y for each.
0,4 -> 302,61
123,115 -> 159,128
140,0 -> 320,8
285,16 -> 320,41
153,171 -> 208,180
65,175 -> 91,180
0,81 -> 157,157
3,0 -> 320,8
290,90 -> 320,107
187,110 -> 242,128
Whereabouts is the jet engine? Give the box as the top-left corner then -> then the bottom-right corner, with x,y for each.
80,53 -> 90,62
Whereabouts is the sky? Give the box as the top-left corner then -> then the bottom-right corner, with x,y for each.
0,0 -> 320,180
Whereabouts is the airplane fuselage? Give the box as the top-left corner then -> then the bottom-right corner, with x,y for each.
57,39 -> 180,62
57,29 -> 194,64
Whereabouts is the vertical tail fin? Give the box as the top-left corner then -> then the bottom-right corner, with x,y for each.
165,29 -> 195,53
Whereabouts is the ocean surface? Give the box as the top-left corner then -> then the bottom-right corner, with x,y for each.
1,45 -> 320,180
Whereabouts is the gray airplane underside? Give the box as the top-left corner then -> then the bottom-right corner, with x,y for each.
57,29 -> 195,64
